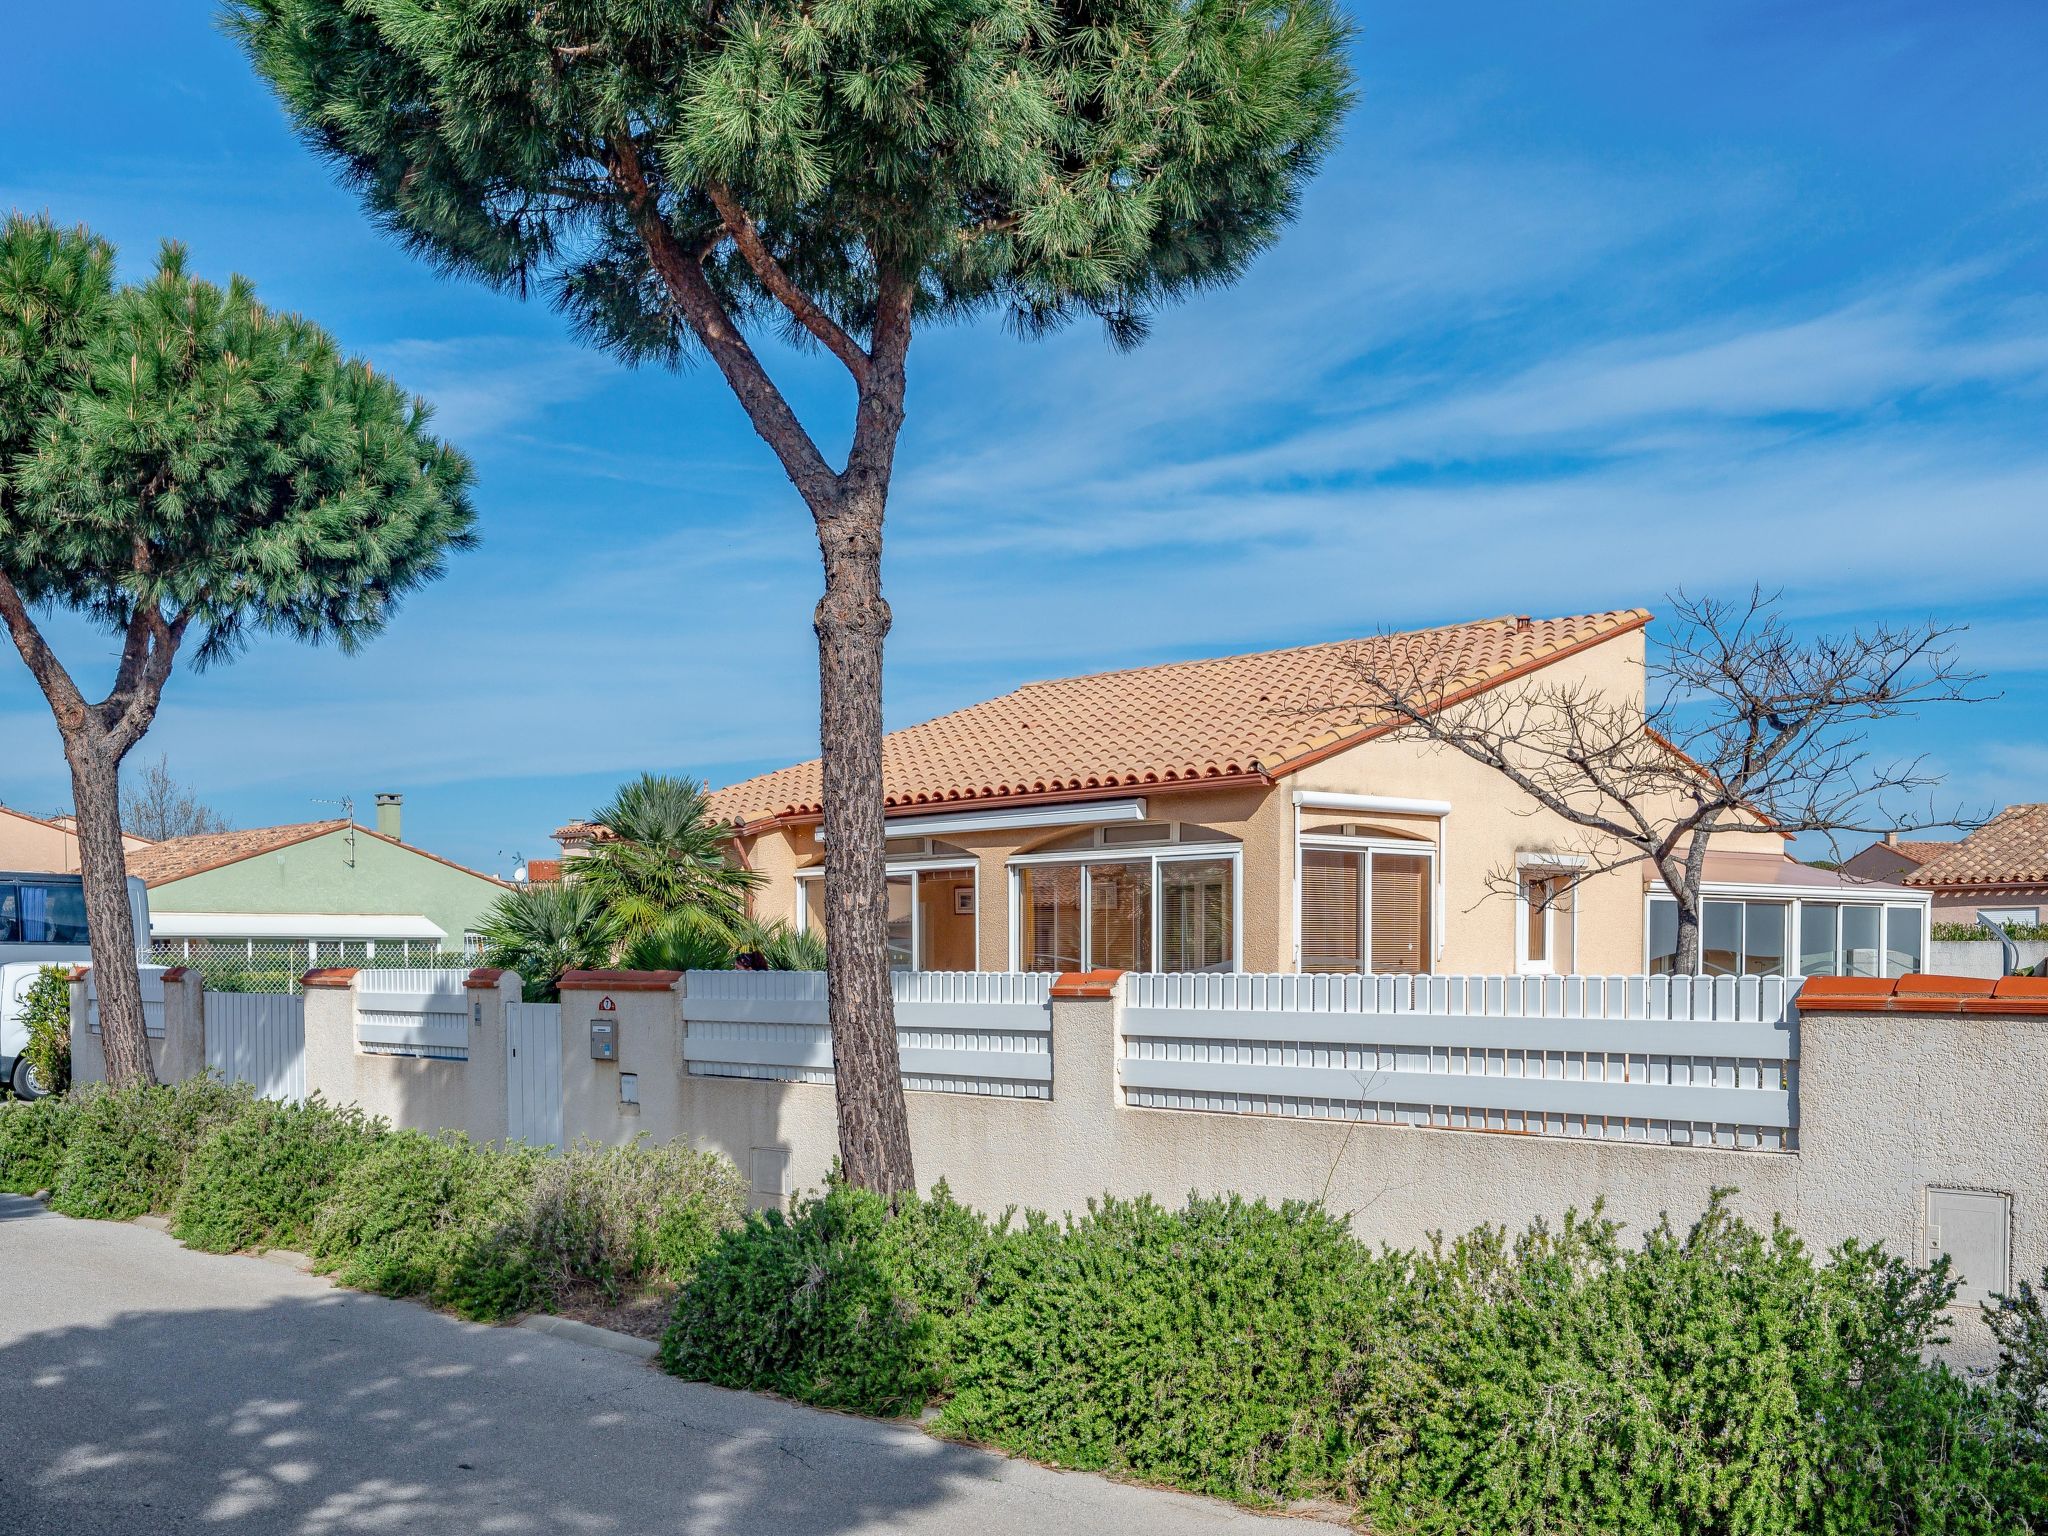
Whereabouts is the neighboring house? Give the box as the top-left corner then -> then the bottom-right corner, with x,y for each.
0,803 -> 154,874
1838,834 -> 1953,886
683,609 -> 1928,980
1895,804 -> 2048,926
133,794 -> 505,960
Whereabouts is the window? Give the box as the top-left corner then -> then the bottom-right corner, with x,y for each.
1299,845 -> 1434,975
1518,871 -> 1576,974
798,864 -> 978,971
1014,850 -> 1238,973
1301,851 -> 1364,972
1886,905 -> 1923,975
1650,895 -> 1926,978
0,882 -> 89,945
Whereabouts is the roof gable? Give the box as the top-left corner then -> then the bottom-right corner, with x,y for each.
1906,804 -> 2048,888
129,820 -> 505,889
708,609 -> 1650,828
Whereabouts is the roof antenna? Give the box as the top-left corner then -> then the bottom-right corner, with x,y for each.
313,795 -> 357,868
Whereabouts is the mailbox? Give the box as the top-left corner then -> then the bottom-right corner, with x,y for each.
589,1019 -> 617,1061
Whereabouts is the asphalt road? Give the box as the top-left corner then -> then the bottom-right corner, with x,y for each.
0,1195 -> 1330,1534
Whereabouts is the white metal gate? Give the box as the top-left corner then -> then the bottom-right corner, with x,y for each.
506,1001 -> 563,1150
206,992 -> 307,1103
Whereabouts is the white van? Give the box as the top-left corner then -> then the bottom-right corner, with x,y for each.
0,872 -> 151,1098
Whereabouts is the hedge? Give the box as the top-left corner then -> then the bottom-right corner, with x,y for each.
666,1191 -> 2048,1533
0,1083 -> 747,1323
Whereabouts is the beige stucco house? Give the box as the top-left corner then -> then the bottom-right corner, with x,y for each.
601,609 -> 1929,980
0,804 -> 154,874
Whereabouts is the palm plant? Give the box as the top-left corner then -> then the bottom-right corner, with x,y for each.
620,907 -> 742,973
737,919 -> 827,973
478,881 -> 613,1002
575,774 -> 760,953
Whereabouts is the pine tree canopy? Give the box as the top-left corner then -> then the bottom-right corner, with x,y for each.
0,214 -> 476,668
227,0 -> 1355,360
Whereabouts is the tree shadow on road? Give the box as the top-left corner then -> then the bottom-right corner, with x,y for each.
0,1286 -> 1007,1536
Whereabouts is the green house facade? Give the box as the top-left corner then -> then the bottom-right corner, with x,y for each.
133,802 -> 505,965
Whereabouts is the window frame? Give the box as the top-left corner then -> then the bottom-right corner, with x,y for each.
1643,888 -> 1929,978
1007,841 -> 1244,974
794,857 -> 980,972
1296,832 -> 1440,976
1514,866 -> 1582,976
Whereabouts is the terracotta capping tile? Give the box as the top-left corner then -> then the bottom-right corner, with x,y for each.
1796,976 -> 1897,1005
1805,972 -> 2048,1016
65,965 -> 91,982
557,968 -> 684,993
464,967 -> 508,990
1894,973 -> 1996,997
302,968 -> 359,989
1051,968 -> 1123,1000
158,966 -> 188,984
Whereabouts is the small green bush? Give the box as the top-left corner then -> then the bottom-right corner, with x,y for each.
662,1182 -> 999,1416
941,1194 -> 1386,1502
49,1079 -> 252,1221
0,1095 -> 79,1193
1340,1196 -> 2044,1535
310,1130 -> 543,1318
499,1137 -> 748,1306
18,965 -> 73,1095
1933,921 -> 2048,943
171,1095 -> 384,1253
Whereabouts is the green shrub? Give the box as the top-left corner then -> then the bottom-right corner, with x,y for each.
941,1194 -> 1385,1502
0,1095 -> 79,1193
500,1137 -> 747,1304
662,1182 -> 999,1415
171,1095 -> 384,1253
18,965 -> 73,1095
309,1130 -> 543,1318
49,1079 -> 252,1221
1340,1196 -> 2042,1535
1932,921 -> 2048,943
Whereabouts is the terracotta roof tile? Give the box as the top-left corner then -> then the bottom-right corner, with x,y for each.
708,610 -> 1650,828
1905,804 -> 2048,888
126,821 -> 348,885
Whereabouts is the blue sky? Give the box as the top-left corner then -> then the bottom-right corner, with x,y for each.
3,1 -> 2045,876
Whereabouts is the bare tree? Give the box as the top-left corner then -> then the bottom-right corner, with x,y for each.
1340,591 -> 1985,972
121,755 -> 231,842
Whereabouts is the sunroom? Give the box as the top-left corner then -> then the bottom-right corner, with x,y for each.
1644,852 -> 1931,980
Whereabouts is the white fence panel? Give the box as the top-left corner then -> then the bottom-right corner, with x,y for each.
355,969 -> 470,1060
206,992 -> 306,1103
682,971 -> 1054,1097
85,966 -> 169,1040
1120,973 -> 1801,1151
507,1002 -> 564,1149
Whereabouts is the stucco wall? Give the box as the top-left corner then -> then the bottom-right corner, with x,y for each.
301,973 -> 516,1139
0,807 -> 150,875
1930,890 -> 2048,924
150,828 -> 504,949
545,974 -> 2040,1364
68,970 -> 206,1088
1928,938 -> 2048,978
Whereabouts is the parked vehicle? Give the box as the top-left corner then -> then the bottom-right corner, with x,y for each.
0,871 -> 150,1097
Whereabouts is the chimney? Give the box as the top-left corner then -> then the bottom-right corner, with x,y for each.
1883,830 -> 1898,848
375,792 -> 403,841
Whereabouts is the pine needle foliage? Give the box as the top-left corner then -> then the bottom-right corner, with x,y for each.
0,215 -> 477,668
226,0 -> 1354,356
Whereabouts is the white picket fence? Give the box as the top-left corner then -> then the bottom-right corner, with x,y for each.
681,971 -> 1055,1098
205,992 -> 307,1103
1120,972 -> 1801,1150
354,968 -> 471,1060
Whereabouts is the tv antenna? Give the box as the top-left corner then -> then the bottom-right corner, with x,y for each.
314,795 -> 357,867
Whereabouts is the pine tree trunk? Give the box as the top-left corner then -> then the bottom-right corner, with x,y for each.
816,505 -> 915,1196
64,733 -> 155,1087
